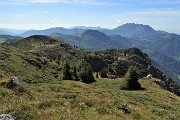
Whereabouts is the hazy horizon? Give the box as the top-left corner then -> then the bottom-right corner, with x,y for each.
0,0 -> 179,34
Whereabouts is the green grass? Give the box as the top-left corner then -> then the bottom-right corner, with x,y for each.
0,77 -> 179,120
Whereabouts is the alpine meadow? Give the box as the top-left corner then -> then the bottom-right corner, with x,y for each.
0,0 -> 180,120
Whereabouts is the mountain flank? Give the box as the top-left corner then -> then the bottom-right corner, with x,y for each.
0,35 -> 180,119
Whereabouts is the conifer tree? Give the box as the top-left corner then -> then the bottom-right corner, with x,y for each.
73,66 -> 79,81
121,66 -> 142,90
100,67 -> 108,78
63,62 -> 72,80
80,64 -> 95,83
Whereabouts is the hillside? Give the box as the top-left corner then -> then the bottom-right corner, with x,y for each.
151,59 -> 180,85
0,77 -> 180,120
48,25 -> 180,85
149,52 -> 180,75
0,35 -> 180,119
0,35 -> 180,91
11,35 -> 180,95
0,35 -> 179,94
0,35 -> 22,43
145,33 -> 180,58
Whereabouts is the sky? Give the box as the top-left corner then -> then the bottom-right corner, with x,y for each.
0,0 -> 179,34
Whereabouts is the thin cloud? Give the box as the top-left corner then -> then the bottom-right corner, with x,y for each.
0,0 -> 118,6
143,0 -> 180,5
37,11 -> 49,14
115,9 -> 180,19
7,13 -> 29,19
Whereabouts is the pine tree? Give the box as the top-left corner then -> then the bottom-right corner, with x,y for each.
80,65 -> 95,83
121,66 -> 142,90
73,66 -> 79,81
100,67 -> 108,78
63,62 -> 72,80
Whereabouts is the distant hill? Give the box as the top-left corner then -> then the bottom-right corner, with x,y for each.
148,51 -> 180,77
51,30 -> 115,51
51,30 -> 137,51
80,30 -> 115,50
0,35 -> 22,43
145,33 -> 180,58
1,28 -> 27,35
0,29 -> 14,35
21,27 -> 84,37
151,59 -> 180,85
51,33 -> 83,46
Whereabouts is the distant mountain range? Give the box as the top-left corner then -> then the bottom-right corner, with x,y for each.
1,28 -> 28,35
1,23 -> 180,85
69,26 -> 108,30
0,29 -> 13,35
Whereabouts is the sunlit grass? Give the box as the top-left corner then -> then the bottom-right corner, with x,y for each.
0,77 -> 179,120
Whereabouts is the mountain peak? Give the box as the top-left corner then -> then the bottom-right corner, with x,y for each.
113,23 -> 157,38
116,23 -> 155,31
81,29 -> 111,41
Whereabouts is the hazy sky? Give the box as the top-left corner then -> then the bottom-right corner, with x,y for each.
0,0 -> 179,34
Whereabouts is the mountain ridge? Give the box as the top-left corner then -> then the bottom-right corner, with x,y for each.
1,23 -> 180,86
1,35 -> 178,95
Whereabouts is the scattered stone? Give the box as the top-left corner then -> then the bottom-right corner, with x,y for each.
147,74 -> 152,79
6,76 -> 20,88
11,76 -> 20,85
0,114 -> 15,120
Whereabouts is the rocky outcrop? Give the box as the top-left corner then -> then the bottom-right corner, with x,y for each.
148,65 -> 180,96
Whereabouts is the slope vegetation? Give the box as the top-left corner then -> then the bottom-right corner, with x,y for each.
0,35 -> 180,119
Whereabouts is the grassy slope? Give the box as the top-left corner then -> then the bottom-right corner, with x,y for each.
0,44 -> 62,83
0,77 -> 179,120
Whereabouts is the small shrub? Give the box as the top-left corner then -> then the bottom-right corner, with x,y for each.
14,105 -> 39,120
38,100 -> 64,109
62,94 -> 76,99
113,101 -> 132,114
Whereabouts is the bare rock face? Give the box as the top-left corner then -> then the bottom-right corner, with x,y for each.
0,114 -> 15,120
